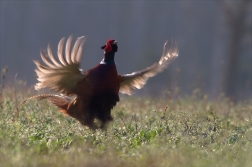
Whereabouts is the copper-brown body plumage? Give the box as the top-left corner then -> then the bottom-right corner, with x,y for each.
25,36 -> 178,130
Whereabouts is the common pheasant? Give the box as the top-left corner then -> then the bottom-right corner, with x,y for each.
25,36 -> 178,129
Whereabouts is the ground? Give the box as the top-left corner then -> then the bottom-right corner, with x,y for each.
0,83 -> 252,167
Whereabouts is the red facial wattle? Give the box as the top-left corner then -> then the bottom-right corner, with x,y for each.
105,43 -> 112,52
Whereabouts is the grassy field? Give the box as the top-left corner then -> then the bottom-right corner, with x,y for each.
0,82 -> 252,167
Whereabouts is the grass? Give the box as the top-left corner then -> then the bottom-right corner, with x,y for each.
0,79 -> 252,167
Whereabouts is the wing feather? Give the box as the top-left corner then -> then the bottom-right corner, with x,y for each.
34,36 -> 86,95
57,37 -> 68,66
47,44 -> 63,67
71,36 -> 84,63
75,36 -> 86,64
119,41 -> 178,95
65,35 -> 73,64
40,51 -> 57,68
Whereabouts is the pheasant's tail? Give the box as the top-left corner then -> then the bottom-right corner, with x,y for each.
23,94 -> 71,109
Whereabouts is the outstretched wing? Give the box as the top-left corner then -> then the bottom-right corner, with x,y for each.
34,36 -> 86,95
119,41 -> 178,95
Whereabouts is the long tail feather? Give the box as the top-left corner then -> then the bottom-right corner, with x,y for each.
23,94 -> 71,108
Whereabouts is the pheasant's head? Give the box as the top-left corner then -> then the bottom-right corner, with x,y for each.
101,39 -> 118,53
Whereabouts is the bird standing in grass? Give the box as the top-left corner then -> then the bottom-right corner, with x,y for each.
25,36 -> 178,129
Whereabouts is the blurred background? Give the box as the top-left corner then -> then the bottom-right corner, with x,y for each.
0,1 -> 251,101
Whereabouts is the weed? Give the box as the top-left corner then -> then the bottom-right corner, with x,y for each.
0,84 -> 252,167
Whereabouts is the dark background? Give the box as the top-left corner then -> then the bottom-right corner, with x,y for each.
0,1 -> 251,100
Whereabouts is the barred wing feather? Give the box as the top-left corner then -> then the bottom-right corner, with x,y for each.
34,36 -> 86,95
119,41 -> 178,95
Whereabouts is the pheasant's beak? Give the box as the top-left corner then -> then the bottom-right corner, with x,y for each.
113,41 -> 118,45
101,45 -> 106,50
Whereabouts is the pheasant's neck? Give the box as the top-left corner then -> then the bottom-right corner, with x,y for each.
100,52 -> 115,65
